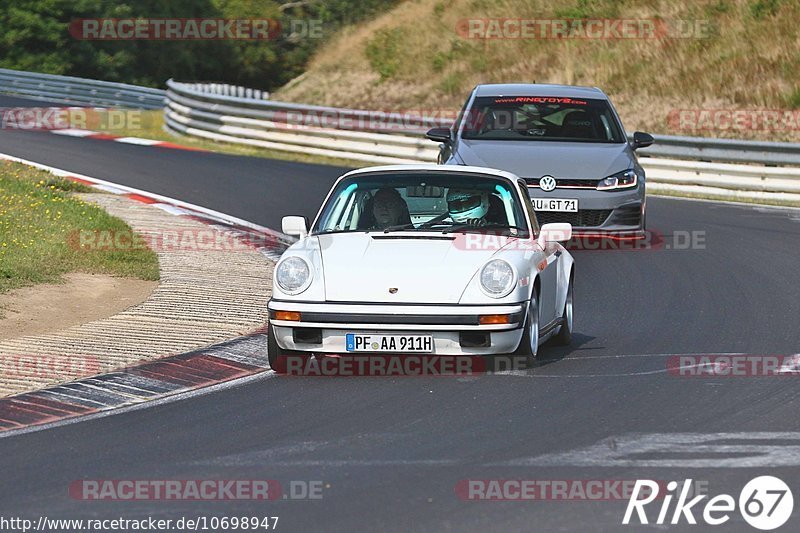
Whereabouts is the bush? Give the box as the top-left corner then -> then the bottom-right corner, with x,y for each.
365,28 -> 404,81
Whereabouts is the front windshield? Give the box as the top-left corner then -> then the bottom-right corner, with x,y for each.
461,96 -> 625,143
312,172 -> 530,237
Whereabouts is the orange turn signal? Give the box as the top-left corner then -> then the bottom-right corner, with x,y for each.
275,311 -> 302,321
479,314 -> 511,325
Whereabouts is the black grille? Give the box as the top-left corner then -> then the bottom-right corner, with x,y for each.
608,205 -> 642,226
525,178 -> 598,189
535,209 -> 612,227
556,178 -> 599,188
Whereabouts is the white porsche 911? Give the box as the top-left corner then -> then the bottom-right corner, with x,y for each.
267,165 -> 574,372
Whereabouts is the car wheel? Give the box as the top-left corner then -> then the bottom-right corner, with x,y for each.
267,324 -> 310,374
553,273 -> 574,346
514,290 -> 540,368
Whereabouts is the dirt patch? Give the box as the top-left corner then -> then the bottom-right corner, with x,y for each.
0,273 -> 157,340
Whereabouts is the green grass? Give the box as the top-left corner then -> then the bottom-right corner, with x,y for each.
365,28 -> 405,81
111,110 -> 364,169
0,161 -> 159,297
273,0 -> 800,143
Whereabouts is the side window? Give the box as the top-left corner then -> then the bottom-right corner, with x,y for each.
517,181 -> 540,235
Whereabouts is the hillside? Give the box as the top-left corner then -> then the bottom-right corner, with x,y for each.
274,0 -> 800,140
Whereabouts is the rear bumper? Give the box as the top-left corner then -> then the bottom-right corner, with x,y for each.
267,300 -> 526,355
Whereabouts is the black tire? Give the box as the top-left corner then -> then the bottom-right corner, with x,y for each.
514,290 -> 540,368
553,272 -> 574,346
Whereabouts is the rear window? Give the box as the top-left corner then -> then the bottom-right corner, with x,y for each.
461,96 -> 625,143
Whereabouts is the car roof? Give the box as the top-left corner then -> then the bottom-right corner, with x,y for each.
473,83 -> 608,100
341,164 -> 523,184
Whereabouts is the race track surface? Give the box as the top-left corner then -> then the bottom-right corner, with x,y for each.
1,96 -> 799,531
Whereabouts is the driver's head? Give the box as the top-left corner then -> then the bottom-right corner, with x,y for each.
372,187 -> 406,228
446,188 -> 489,223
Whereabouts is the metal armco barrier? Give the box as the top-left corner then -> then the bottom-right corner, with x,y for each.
1,69 -> 799,206
165,79 -> 447,164
165,79 -> 800,205
640,135 -> 800,167
0,68 -> 165,109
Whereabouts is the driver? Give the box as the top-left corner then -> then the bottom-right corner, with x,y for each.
446,188 -> 489,226
370,187 -> 409,229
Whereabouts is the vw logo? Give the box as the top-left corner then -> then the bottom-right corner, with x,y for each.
539,175 -> 557,192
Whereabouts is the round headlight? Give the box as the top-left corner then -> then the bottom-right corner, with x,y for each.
276,256 -> 312,294
480,259 -> 515,297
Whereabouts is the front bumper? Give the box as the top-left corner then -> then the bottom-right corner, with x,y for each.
527,184 -> 645,234
267,300 -> 526,355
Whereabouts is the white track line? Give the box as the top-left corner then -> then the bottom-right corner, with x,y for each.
114,137 -> 162,145
51,129 -> 98,137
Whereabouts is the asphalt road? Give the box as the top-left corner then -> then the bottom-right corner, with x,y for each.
1,97 -> 799,532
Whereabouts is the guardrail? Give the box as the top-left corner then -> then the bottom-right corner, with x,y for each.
640,135 -> 800,167
0,68 -> 165,109
164,80 -> 800,205
641,158 -> 800,205
165,80 -> 800,168
1,70 -> 798,206
164,79 -> 445,164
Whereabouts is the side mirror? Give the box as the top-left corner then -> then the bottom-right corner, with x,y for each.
631,131 -> 654,150
426,127 -> 452,143
282,215 -> 308,238
538,223 -> 572,249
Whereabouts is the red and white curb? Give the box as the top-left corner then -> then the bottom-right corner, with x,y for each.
0,335 -> 273,435
50,127 -> 208,152
0,344 -> 267,432
0,152 -> 295,260
0,152 -> 294,434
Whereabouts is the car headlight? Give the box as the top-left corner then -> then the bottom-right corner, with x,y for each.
275,256 -> 312,295
480,259 -> 515,298
597,169 -> 638,191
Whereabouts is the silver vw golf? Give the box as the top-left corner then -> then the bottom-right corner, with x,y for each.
427,83 -> 654,237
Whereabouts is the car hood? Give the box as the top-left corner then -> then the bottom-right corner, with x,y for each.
456,139 -> 632,179
318,233 -> 506,303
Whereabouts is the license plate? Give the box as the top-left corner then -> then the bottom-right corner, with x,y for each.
532,198 -> 578,212
346,334 -> 433,353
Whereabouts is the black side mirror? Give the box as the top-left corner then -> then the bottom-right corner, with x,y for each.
631,131 -> 654,150
426,127 -> 452,143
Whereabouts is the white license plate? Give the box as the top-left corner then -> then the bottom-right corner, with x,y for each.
345,334 -> 433,353
532,198 -> 578,212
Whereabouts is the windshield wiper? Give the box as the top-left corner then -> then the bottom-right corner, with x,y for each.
441,223 -> 527,234
380,223 -> 416,233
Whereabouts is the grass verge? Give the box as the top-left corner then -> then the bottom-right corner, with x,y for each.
0,161 -> 159,298
273,0 -> 800,143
